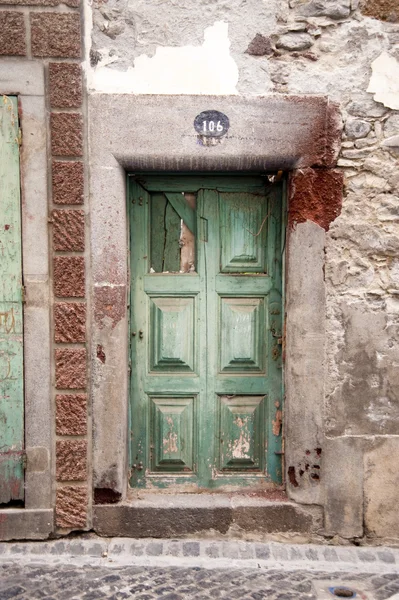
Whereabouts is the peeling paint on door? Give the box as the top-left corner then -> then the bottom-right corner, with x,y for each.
0,96 -> 24,504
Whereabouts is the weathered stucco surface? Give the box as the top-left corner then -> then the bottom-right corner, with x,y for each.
88,0 -> 399,542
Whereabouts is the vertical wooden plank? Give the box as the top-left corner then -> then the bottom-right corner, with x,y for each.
0,95 -> 24,503
150,193 -> 166,273
266,183 -> 284,483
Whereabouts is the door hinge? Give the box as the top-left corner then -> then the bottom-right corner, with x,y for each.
21,285 -> 27,303
17,128 -> 22,147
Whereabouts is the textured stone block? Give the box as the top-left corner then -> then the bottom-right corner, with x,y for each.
55,348 -> 86,389
56,440 -> 87,481
53,209 -> 85,252
0,0 -> 79,5
31,13 -> 81,58
0,12 -> 26,56
54,256 -> 85,298
49,63 -> 82,108
51,113 -> 83,157
52,161 -> 84,205
56,394 -> 87,435
56,486 -> 87,528
54,302 -> 86,343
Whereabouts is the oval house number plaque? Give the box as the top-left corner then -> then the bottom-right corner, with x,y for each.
194,110 -> 230,138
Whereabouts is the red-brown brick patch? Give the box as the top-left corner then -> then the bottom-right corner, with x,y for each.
56,485 -> 87,528
54,256 -> 85,298
56,394 -> 87,435
94,285 -> 126,329
52,161 -> 84,205
56,439 -> 87,481
49,63 -> 82,108
0,12 -> 26,56
31,13 -> 81,58
288,168 -> 344,231
55,348 -> 86,389
51,113 -> 83,157
361,0 -> 398,20
53,209 -> 85,252
54,302 -> 86,343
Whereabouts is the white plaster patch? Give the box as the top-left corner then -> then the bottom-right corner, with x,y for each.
90,21 -> 238,95
367,52 -> 399,110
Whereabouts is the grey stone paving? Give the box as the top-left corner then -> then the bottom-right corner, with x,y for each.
1,538 -> 399,599
1,563 -> 399,599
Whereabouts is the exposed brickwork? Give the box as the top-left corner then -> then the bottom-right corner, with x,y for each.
56,440 -> 87,481
56,394 -> 87,436
56,486 -> 87,528
49,63 -> 83,108
52,161 -> 84,205
53,209 -> 85,252
55,348 -> 86,389
54,302 -> 86,343
0,12 -> 26,56
31,13 -> 81,58
288,168 -> 344,231
51,113 -> 83,157
54,256 -> 85,298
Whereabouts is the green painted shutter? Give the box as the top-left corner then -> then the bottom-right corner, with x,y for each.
0,96 -> 24,503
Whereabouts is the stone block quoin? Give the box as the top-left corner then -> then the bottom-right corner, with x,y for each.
56,486 -> 87,528
56,439 -> 87,481
51,113 -> 83,157
56,394 -> 87,436
30,13 -> 81,58
52,161 -> 84,205
0,0 -> 80,7
55,348 -> 87,390
52,209 -> 85,252
49,63 -> 83,109
0,12 -> 26,56
53,256 -> 85,298
54,302 -> 86,343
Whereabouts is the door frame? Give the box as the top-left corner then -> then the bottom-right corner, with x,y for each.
0,60 -> 53,539
89,93 -> 340,522
127,173 -> 286,491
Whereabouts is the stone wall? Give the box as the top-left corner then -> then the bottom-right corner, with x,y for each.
0,0 -> 398,541
87,0 -> 399,542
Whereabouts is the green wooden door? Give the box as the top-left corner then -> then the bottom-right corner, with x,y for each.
129,175 -> 284,490
0,96 -> 24,503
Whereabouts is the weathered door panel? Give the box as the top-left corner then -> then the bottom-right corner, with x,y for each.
0,96 -> 24,503
129,175 -> 283,489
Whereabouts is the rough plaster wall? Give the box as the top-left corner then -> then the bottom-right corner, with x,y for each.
89,0 -> 399,539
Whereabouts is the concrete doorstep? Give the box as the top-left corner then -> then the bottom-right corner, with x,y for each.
1,536 -> 399,574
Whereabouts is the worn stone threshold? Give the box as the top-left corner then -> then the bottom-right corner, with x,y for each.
93,493 -> 323,539
0,508 -> 53,541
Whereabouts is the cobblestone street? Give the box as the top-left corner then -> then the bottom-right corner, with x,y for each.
2,563 -> 399,600
1,538 -> 399,599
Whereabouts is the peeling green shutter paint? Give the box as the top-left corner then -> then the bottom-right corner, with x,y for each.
0,96 -> 24,503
